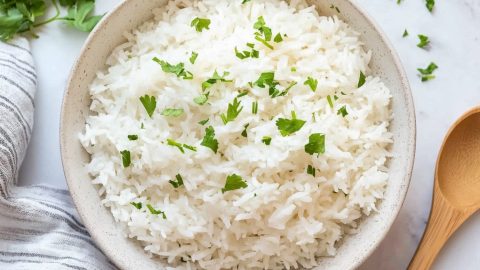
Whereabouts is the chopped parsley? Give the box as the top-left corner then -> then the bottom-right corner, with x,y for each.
358,71 -> 366,88
201,126 -> 219,153
291,67 -> 297,72
330,4 -> 340,13
152,57 -> 193,79
139,95 -> 157,118
426,0 -> 435,12
146,204 -> 167,219
128,135 -> 138,141
221,98 -> 243,124
417,62 -> 438,82
304,77 -> 318,92
276,111 -> 306,136
161,108 -> 184,117
191,17 -> 211,32
274,33 -> 283,43
169,174 -> 184,188
402,29 -> 409,37
222,174 -> 248,193
237,91 -> 249,98
241,124 -> 249,138
167,139 -> 197,153
194,93 -> 209,105
189,51 -> 198,64
304,133 -> 326,155
327,95 -> 334,109
202,71 -> 232,91
261,136 -> 272,145
306,165 -> 316,177
253,16 -> 275,49
337,105 -> 349,117
235,44 -> 260,60
130,202 -> 142,209
120,150 -> 131,167
198,118 -> 209,125
417,34 -> 430,48
252,101 -> 258,114
254,72 -> 294,98
242,0 -> 252,3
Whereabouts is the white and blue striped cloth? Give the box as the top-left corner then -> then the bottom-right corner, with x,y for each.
0,39 -> 116,270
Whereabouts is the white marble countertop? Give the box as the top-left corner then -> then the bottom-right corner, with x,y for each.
17,1 -> 480,269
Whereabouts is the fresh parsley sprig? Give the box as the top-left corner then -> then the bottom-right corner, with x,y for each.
276,111 -> 306,136
139,95 -> 157,118
221,98 -> 243,124
152,57 -> 193,80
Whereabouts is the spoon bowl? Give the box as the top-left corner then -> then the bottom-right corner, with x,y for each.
409,107 -> 480,270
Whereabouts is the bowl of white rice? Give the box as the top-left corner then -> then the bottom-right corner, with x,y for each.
60,0 -> 415,269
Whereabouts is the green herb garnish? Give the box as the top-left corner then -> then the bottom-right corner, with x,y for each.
241,124 -> 249,138
120,150 -> 131,167
274,33 -> 283,43
189,51 -> 198,64
261,136 -> 272,145
194,93 -> 209,105
201,126 -> 219,153
304,77 -> 318,92
402,29 -> 409,37
252,101 -> 258,114
276,111 -> 306,136
358,71 -> 366,88
152,57 -> 193,79
161,108 -> 184,117
169,174 -> 184,188
202,71 -> 232,91
130,202 -> 142,209
222,174 -> 248,193
221,98 -> 243,124
139,95 -> 157,118
417,34 -> 430,48
417,62 -> 438,82
337,105 -> 348,117
146,204 -> 166,219
426,0 -> 435,12
327,95 -> 334,109
253,16 -> 275,49
128,135 -> 138,141
237,91 -> 249,98
198,118 -> 209,125
306,165 -> 316,176
242,0 -> 252,3
167,139 -> 197,153
305,133 -> 326,155
191,17 -> 210,32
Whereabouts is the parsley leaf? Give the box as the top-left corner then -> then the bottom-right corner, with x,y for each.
276,111 -> 306,136
306,165 -> 316,177
252,101 -> 258,114
241,123 -> 249,138
191,17 -> 210,32
426,0 -> 435,12
128,135 -> 138,141
305,133 -> 326,155
304,77 -> 318,92
120,150 -> 131,167
274,33 -> 283,43
253,16 -> 275,49
130,202 -> 142,209
62,0 -> 103,32
253,72 -> 294,98
198,118 -> 209,125
189,51 -> 198,64
221,98 -> 243,124
161,108 -> 184,117
261,136 -> 272,145
327,95 -> 334,109
139,95 -> 156,118
146,204 -> 166,219
194,92 -> 209,105
169,174 -> 184,188
337,105 -> 348,117
417,34 -> 430,48
167,139 -> 197,153
358,71 -> 366,88
235,44 -> 259,60
417,62 -> 438,82
201,126 -> 219,153
222,174 -> 248,193
152,57 -> 193,79
202,71 -> 232,91
402,29 -> 409,37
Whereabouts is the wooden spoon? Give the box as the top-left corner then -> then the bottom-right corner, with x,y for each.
408,107 -> 480,270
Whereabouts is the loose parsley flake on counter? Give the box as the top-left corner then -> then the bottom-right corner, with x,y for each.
139,95 -> 156,118
202,71 -> 232,90
304,77 -> 318,92
167,139 -> 197,153
189,51 -> 198,64
222,174 -> 248,193
221,98 -> 243,124
130,202 -> 142,209
152,57 -> 193,79
261,136 -> 272,145
161,108 -> 184,117
191,17 -> 211,32
305,133 -> 326,155
306,165 -> 316,177
120,150 -> 131,167
426,0 -> 435,12
201,126 -> 219,153
417,62 -> 438,82
128,135 -> 138,141
169,174 -> 184,188
146,204 -> 167,219
417,34 -> 430,49
337,105 -> 349,117
276,111 -> 306,136
402,29 -> 409,37
358,71 -> 366,88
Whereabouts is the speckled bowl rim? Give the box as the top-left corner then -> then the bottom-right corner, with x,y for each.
60,0 -> 416,269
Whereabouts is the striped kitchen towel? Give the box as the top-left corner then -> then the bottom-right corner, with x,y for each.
0,39 -> 116,270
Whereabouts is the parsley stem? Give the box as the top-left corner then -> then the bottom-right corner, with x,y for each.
33,0 -> 61,27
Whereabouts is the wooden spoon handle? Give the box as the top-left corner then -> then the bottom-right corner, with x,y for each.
408,192 -> 473,270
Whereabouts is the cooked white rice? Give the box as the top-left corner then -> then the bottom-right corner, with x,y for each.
79,0 -> 393,269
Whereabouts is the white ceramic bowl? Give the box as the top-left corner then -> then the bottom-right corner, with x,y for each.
60,1 -> 416,269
